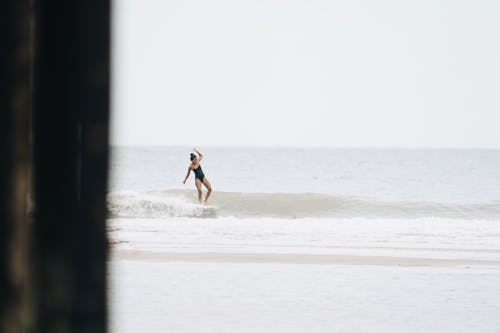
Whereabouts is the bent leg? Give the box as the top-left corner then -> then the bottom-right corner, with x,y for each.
202,178 -> 212,203
195,179 -> 203,203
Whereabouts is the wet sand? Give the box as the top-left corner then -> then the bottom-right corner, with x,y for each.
112,248 -> 500,267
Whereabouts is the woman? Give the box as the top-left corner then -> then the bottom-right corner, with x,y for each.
183,148 -> 212,204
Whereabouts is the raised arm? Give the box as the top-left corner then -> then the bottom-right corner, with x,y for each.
183,167 -> 192,184
193,148 -> 203,161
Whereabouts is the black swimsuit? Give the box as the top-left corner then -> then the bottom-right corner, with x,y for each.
193,165 -> 205,181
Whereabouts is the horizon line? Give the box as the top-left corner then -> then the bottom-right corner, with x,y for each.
108,144 -> 500,150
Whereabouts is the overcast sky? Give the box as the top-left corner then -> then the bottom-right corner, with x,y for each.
111,0 -> 500,148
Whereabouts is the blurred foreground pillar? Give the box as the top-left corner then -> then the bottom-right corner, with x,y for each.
32,0 -> 110,332
0,0 -> 32,332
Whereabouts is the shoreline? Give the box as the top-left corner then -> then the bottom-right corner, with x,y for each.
111,249 -> 500,267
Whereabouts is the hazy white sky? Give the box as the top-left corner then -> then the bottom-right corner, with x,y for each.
111,0 -> 500,148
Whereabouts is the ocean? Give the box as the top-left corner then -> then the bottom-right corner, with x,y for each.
108,147 -> 500,219
108,147 -> 500,332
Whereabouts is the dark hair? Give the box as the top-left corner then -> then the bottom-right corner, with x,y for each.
190,153 -> 196,161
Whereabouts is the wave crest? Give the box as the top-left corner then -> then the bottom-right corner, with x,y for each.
107,189 -> 500,219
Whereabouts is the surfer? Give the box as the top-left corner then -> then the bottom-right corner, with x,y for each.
183,148 -> 212,204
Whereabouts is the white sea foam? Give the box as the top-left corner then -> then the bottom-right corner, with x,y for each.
107,191 -> 216,218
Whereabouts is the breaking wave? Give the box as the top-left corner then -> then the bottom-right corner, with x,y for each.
107,189 -> 500,219
107,191 -> 217,218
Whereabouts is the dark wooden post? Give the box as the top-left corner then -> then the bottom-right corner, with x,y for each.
32,1 -> 110,332
0,0 -> 33,332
